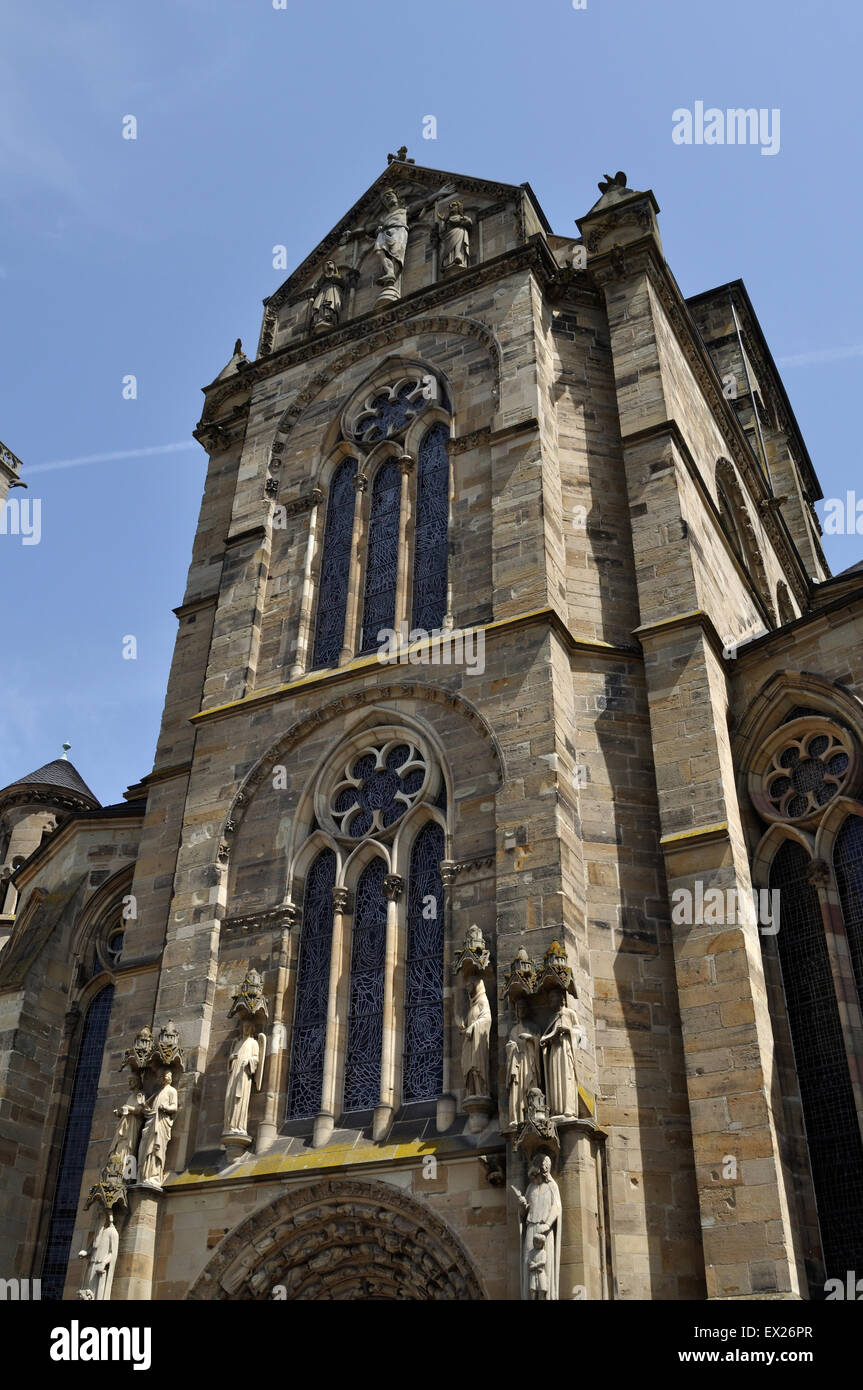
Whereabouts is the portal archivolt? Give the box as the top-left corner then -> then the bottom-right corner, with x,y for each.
187,1177 -> 486,1301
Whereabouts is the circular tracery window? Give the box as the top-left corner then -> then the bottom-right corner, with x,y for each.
328,740 -> 430,839
749,716 -> 859,828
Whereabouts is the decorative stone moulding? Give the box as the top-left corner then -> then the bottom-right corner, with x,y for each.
228,967 -> 269,1020
453,923 -> 491,976
514,1087 -> 560,1165
748,716 -> 860,829
121,1019 -> 185,1076
504,948 -> 538,1003
504,942 -> 577,1004
85,1153 -> 128,1214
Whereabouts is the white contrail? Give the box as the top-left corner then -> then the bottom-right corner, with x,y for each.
25,440 -> 199,475
776,344 -> 863,368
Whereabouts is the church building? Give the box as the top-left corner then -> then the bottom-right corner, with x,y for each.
2,156 -> 862,1302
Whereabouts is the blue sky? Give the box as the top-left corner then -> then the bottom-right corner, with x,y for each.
1,0 -> 861,805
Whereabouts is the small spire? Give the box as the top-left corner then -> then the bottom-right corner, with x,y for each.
61,741 -> 71,760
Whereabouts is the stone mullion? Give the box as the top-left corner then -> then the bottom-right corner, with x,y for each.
290,489 -> 324,679
438,860 -> 459,1122
375,873 -> 404,1141
314,887 -> 352,1148
394,454 -> 414,638
341,474 -> 368,662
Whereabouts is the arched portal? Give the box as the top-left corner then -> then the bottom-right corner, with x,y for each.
187,1177 -> 487,1301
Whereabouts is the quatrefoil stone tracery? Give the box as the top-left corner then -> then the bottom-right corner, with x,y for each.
349,379 -> 429,445
749,715 -> 859,828
329,742 -> 428,838
766,730 -> 850,820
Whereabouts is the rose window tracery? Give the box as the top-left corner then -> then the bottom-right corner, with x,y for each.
765,729 -> 851,820
351,379 -> 428,444
749,716 -> 859,829
330,742 -> 428,838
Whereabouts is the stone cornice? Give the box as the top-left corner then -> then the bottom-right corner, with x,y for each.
633,608 -> 731,666
173,594 -> 219,619
189,607 -> 639,728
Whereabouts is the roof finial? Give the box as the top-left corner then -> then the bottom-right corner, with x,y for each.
61,742 -> 71,760
387,145 -> 414,165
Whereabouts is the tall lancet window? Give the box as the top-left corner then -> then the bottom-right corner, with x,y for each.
403,821 -> 445,1102
312,458 -> 358,669
834,814 -> 863,1011
769,840 -> 863,1277
359,460 -> 401,654
343,857 -> 387,1110
42,984 -> 115,1299
287,849 -> 336,1118
411,423 -> 450,632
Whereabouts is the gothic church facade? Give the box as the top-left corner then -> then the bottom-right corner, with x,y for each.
2,159 -> 863,1302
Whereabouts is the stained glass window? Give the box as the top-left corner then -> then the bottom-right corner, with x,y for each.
287,850 -> 336,1119
312,458 -> 358,669
41,985 -> 114,1299
769,841 -> 863,1283
411,423 -> 450,632
343,858 -> 387,1111
834,815 -> 863,1021
359,460 -> 401,654
403,822 -> 444,1102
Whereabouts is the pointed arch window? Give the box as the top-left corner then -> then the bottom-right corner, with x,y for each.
403,822 -> 445,1102
343,857 -> 387,1111
312,458 -> 358,669
833,814 -> 863,1016
359,460 -> 401,654
411,423 -> 450,632
287,849 -> 337,1119
41,984 -> 115,1299
769,841 -> 863,1278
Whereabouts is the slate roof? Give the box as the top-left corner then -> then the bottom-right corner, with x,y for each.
3,758 -> 100,805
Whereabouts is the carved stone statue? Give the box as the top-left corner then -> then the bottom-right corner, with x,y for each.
350,182 -> 456,302
310,262 -> 346,333
223,1019 -> 266,1137
438,199 -> 472,272
540,988 -> 579,1117
77,1212 -> 118,1301
138,1070 -> 178,1190
460,977 -> 492,1097
511,1154 -> 562,1300
108,1075 -> 147,1179
505,1000 -> 541,1128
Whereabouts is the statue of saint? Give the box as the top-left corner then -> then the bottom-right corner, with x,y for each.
349,181 -> 456,299
511,1155 -> 562,1300
540,988 -> 579,1117
108,1075 -> 147,1180
505,1000 -> 541,1128
460,977 -> 492,1097
138,1070 -> 178,1189
223,1020 -> 266,1137
77,1212 -> 118,1301
438,199 -> 472,272
310,262 -> 346,333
